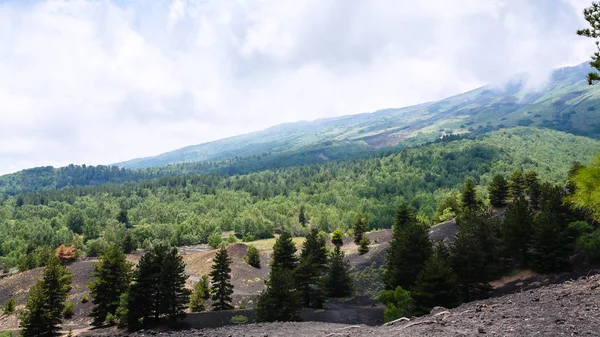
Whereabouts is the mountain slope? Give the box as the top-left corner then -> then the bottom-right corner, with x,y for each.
116,62 -> 600,169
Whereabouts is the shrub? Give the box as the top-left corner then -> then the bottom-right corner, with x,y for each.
208,232 -> 223,249
245,245 -> 261,268
378,286 -> 413,322
2,298 -> 15,315
63,301 -> 75,319
81,295 -> 89,304
577,229 -> 600,263
231,315 -> 248,324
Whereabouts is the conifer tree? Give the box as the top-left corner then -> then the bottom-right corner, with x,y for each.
189,281 -> 206,312
256,267 -> 301,322
20,257 -> 72,337
117,210 -> 130,228
509,170 -> 526,200
525,171 -> 541,208
271,231 -> 297,270
383,205 -> 432,290
460,178 -> 481,212
160,247 -> 191,319
530,208 -> 573,273
89,245 -> 132,327
298,205 -> 307,226
122,231 -> 135,254
358,236 -> 370,255
331,229 -> 344,247
488,174 -> 508,207
412,244 -> 461,316
353,215 -> 368,245
198,275 -> 211,301
123,246 -> 164,329
246,244 -> 261,268
210,247 -> 234,311
501,197 -> 534,265
451,210 -> 503,300
324,245 -> 353,298
296,228 -> 327,308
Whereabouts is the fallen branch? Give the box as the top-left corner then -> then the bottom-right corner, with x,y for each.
397,320 -> 436,330
383,317 -> 410,326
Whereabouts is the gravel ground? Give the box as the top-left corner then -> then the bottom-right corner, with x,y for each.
83,274 -> 600,337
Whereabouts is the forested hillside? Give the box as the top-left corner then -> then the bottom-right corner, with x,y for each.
117,62 -> 600,169
0,127 -> 597,270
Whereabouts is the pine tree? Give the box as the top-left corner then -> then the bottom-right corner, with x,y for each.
198,275 -> 211,301
117,210 -> 130,228
324,245 -> 353,298
89,245 -> 132,327
530,208 -> 573,273
124,246 -> 162,329
271,231 -> 297,270
256,267 -> 301,322
122,231 -> 135,254
160,247 -> 190,320
451,210 -> 503,300
525,171 -> 541,208
394,204 -> 415,229
383,206 -> 432,290
412,244 -> 461,316
299,205 -> 307,227
189,281 -> 206,312
3,298 -> 15,315
296,228 -> 327,308
20,257 -> 72,337
358,236 -> 370,255
501,197 -> 534,266
246,245 -> 261,268
488,174 -> 508,207
460,178 -> 481,212
331,229 -> 344,247
509,170 -> 526,200
210,247 -> 234,311
353,215 -> 368,245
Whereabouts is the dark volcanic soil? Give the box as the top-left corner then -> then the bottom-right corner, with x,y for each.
82,274 -> 600,337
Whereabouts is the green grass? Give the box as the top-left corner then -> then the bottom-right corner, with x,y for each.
231,315 -> 249,324
314,309 -> 326,313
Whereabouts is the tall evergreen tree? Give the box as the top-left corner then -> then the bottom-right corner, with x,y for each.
358,236 -> 370,255
271,231 -> 297,270
296,228 -> 327,308
509,170 -> 526,200
353,215 -> 368,245
324,245 -> 353,298
124,246 -> 163,329
530,208 -> 573,273
298,205 -> 307,227
451,210 -> 503,300
488,174 -> 508,207
394,203 -> 415,229
525,171 -> 542,208
20,257 -> 72,337
501,197 -> 534,266
89,245 -> 132,326
460,178 -> 482,212
412,244 -> 461,316
256,267 -> 301,322
160,247 -> 190,319
210,247 -> 234,311
122,231 -> 135,254
383,206 -> 432,290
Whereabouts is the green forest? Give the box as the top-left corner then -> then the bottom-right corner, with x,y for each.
0,127 -> 598,270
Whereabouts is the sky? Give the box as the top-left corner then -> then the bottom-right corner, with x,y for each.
0,0 -> 596,174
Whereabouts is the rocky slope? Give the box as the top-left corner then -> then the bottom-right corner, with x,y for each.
83,274 -> 600,337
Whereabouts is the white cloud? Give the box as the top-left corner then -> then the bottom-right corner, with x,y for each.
0,0 -> 595,174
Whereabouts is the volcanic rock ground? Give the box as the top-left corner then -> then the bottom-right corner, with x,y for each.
82,274 -> 600,337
